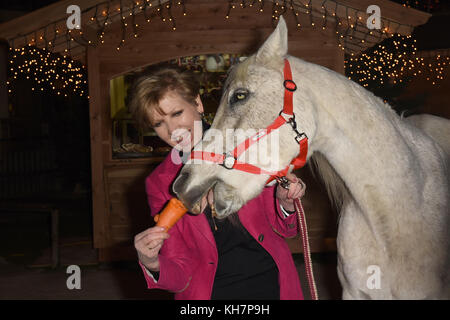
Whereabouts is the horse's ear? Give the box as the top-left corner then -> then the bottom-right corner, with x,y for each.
256,16 -> 288,64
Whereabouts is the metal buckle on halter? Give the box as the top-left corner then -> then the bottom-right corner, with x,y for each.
287,116 -> 297,130
295,132 -> 308,144
222,153 -> 236,170
285,115 -> 308,144
275,176 -> 291,190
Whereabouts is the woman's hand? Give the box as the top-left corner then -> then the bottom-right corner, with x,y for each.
134,226 -> 170,272
275,172 -> 306,212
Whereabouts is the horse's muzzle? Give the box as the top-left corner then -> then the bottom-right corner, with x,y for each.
172,170 -> 216,214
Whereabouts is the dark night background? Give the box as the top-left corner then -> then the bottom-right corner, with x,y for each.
0,0 -> 448,300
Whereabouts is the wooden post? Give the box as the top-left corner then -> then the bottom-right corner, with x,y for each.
0,38 -> 9,120
51,208 -> 60,268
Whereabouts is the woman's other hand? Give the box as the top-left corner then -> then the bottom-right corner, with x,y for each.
275,172 -> 306,212
134,226 -> 170,272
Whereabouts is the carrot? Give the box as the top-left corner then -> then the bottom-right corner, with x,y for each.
154,198 -> 188,231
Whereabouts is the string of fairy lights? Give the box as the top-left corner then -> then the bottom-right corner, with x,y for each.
7,46 -> 87,98
345,36 -> 449,87
7,0 -> 186,98
5,0 -> 449,99
8,0 -> 186,54
225,0 -> 411,54
225,0 -> 449,88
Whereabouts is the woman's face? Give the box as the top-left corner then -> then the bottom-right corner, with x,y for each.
150,90 -> 204,151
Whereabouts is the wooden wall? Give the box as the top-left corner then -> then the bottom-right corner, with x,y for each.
88,0 -> 343,261
399,63 -> 450,119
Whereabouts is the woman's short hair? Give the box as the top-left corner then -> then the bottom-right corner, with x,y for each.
128,66 -> 200,130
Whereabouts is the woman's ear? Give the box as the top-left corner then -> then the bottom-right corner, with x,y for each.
195,94 -> 204,114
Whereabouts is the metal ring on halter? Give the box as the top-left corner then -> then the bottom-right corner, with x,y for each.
283,79 -> 297,92
222,153 -> 236,170
279,110 -> 295,122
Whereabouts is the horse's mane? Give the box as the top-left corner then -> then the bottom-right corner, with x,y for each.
309,151 -> 350,214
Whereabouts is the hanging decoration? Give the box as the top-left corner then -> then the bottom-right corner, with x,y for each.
225,0 -> 411,54
395,0 -> 442,12
7,45 -> 87,98
7,0 -> 187,56
6,0 -> 187,97
226,0 -> 449,87
345,36 -> 449,88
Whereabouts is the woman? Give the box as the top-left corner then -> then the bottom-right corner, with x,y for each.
130,66 -> 306,300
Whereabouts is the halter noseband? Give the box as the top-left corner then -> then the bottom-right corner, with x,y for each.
189,59 -> 308,184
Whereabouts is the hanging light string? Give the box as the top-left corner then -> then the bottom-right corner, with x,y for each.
117,0 -> 126,51
227,0 -> 448,86
8,0 -> 187,58
345,35 -> 449,87
4,0 -> 431,62
7,45 -> 88,98
398,0 -> 441,13
6,0 -> 187,97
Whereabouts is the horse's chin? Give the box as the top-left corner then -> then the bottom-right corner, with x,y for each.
173,174 -> 245,218
213,181 -> 245,219
189,199 -> 203,215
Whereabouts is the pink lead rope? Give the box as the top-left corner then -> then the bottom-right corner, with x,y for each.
294,197 -> 319,300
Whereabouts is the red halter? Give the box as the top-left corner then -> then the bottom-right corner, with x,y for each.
190,59 -> 308,184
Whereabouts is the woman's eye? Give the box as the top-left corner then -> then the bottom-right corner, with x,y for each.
173,110 -> 183,117
153,122 -> 161,128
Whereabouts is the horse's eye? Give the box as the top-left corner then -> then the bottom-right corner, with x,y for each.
230,89 -> 249,105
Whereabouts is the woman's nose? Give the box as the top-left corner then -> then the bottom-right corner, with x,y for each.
167,121 -> 178,140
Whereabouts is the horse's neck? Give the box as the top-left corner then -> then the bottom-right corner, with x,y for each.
310,85 -> 419,246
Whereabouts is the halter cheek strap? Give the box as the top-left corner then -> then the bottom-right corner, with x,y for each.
265,59 -> 308,183
189,59 -> 308,183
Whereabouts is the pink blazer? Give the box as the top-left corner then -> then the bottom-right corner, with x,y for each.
139,149 -> 304,300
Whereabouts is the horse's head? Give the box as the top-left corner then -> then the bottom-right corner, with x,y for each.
173,17 -> 318,218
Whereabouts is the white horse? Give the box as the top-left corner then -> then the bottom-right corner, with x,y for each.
173,17 -> 450,299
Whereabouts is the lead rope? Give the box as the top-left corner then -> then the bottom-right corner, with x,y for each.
294,197 -> 319,300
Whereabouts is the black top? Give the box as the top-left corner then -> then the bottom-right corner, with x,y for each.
204,205 -> 280,300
